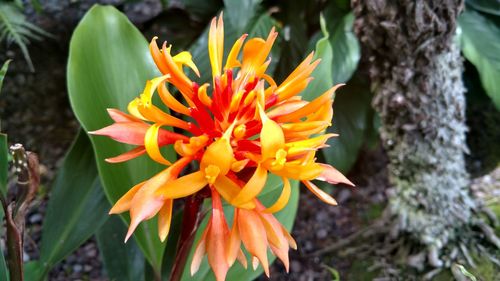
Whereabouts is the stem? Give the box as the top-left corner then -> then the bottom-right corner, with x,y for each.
168,194 -> 204,281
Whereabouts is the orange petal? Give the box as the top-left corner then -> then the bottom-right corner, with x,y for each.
207,191 -> 230,281
232,165 -> 267,206
155,171 -> 207,199
226,211 -> 241,266
208,15 -> 224,78
158,83 -> 191,116
225,34 -> 247,70
317,164 -> 354,186
109,181 -> 146,214
105,146 -> 146,163
238,209 -> 270,277
191,224 -> 209,276
303,180 -> 338,206
158,199 -> 174,242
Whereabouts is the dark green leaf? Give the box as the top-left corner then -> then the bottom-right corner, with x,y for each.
0,59 -> 10,94
67,5 -> 173,271
459,10 -> 500,110
301,15 -> 369,174
38,131 -> 109,278
96,216 -> 145,281
180,181 -> 300,281
466,0 -> 500,16
323,75 -> 373,173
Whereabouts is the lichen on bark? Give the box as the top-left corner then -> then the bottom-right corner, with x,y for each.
352,0 -> 476,250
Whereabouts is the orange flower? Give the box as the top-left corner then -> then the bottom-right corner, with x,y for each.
91,15 -> 353,281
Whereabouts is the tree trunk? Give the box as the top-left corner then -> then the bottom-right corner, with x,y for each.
352,0 -> 475,254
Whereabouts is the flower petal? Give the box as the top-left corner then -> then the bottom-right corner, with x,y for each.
155,171 -> 207,199
145,124 -> 172,165
317,164 -> 354,186
158,198 -> 174,242
303,180 -> 338,206
232,165 -> 267,206
109,181 -> 146,214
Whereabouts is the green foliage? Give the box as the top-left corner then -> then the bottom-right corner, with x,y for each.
459,9 -> 500,110
0,59 -> 10,94
96,216 -> 146,281
67,5 -> 174,273
466,0 -> 500,16
0,2 -> 50,71
36,131 -> 109,279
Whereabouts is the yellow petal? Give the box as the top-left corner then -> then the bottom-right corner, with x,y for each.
225,34 -> 247,70
155,171 -> 207,198
258,104 -> 285,160
213,176 -> 256,209
263,177 -> 291,213
173,51 -> 200,77
158,83 -> 191,116
232,165 -> 267,206
208,16 -> 224,78
303,180 -> 338,205
158,199 -> 173,242
145,124 -> 172,165
200,137 -> 234,176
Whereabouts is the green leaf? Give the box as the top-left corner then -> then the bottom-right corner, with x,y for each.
96,216 -> 145,281
329,12 -> 360,84
180,181 -> 300,281
301,15 -> 333,101
224,0 -> 260,32
0,59 -> 10,94
466,0 -> 500,16
323,75 -> 373,174
0,204 -> 8,281
67,5 -> 172,271
459,10 -> 500,110
38,131 -> 109,279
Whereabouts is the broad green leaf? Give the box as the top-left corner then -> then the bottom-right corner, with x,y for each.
181,181 -> 300,281
323,75 -> 373,173
96,216 -> 145,281
301,15 -> 333,101
223,0 -> 260,32
180,0 -> 222,19
38,131 -> 109,279
459,10 -> 500,110
329,12 -> 360,84
0,59 -> 10,93
466,0 -> 500,16
67,5 -> 173,271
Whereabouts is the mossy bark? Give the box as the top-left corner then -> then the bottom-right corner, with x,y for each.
352,1 -> 475,251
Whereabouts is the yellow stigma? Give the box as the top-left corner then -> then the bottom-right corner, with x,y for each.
233,124 -> 246,139
271,148 -> 287,170
205,165 -> 220,184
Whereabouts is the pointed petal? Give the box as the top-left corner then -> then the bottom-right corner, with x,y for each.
317,164 -> 354,186
238,209 -> 270,277
107,108 -> 143,123
109,181 -> 146,214
158,199 -> 174,242
303,180 -> 338,206
258,104 -> 285,160
105,146 -> 146,163
191,225 -> 209,276
213,176 -> 256,209
173,51 -> 200,77
207,191 -> 230,281
226,211 -> 241,266
90,122 -> 148,145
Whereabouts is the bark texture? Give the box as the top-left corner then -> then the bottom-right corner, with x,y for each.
353,0 -> 475,250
